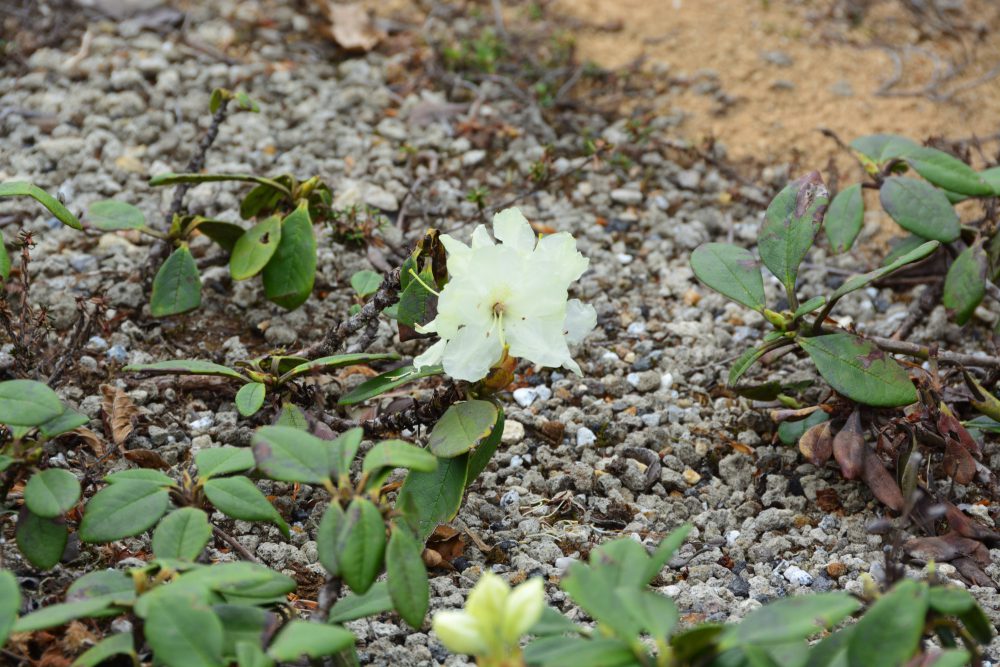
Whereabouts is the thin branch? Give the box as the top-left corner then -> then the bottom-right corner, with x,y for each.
866,335 -> 1000,368
211,524 -> 262,564
326,382 -> 462,437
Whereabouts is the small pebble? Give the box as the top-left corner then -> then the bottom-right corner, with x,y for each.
783,565 -> 814,586
610,188 -> 643,205
555,556 -> 577,572
501,420 -> 525,444
106,345 -> 128,363
576,427 -> 597,448
500,489 -> 520,511
826,562 -> 847,578
512,387 -> 538,408
682,468 -> 701,485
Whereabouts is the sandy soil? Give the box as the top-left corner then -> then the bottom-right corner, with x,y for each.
554,0 -> 1000,169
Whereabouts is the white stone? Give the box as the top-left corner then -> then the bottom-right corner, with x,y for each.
501,419 -> 525,444
783,565 -> 813,586
512,387 -> 538,408
576,427 -> 597,448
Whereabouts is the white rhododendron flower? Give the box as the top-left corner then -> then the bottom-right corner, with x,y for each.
413,207 -> 596,382
431,572 -> 544,659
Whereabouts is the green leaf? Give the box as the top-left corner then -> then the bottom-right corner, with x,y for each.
467,407 -> 504,483
328,427 -> 364,479
398,453 -> 468,540
317,501 -> 345,577
239,183 -> 286,220
252,425 -> 331,485
924,650 -> 973,667
124,359 -> 247,380
24,468 -> 80,518
902,146 -> 993,196
16,509 -> 67,568
0,242 -> 10,281
87,200 -> 146,231
386,525 -> 429,628
153,508 -> 212,561
758,173 -> 829,299
203,477 -> 289,537
396,265 -> 436,327
234,92 -> 259,112
209,88 -> 225,114
338,497 -> 387,595
0,180 -> 83,230
14,597 -> 120,633
351,270 -> 382,297
195,446 -> 255,479
363,439 -> 438,474
849,134 -> 919,164
236,642 -> 274,667
151,246 -> 202,317
214,605 -> 272,659
670,624 -> 726,662
982,165 -> 1000,195
927,586 -> 975,615
280,352 -> 398,382
882,235 -> 926,267
144,592 -> 225,667
275,402 -> 309,430
942,241 -> 987,325
71,632 -> 136,667
39,407 -> 89,438
777,410 -> 829,446
879,177 -> 960,242
690,243 -> 766,311
68,569 -> 135,605
955,601 -> 993,644
266,621 -> 355,661
530,606 -> 584,637
428,400 -> 500,458
645,524 -> 694,583
105,468 -> 174,487
824,184 -> 864,254
718,592 -> 860,650
263,204 -> 317,310
193,220 -> 245,253
798,333 -> 916,407
729,336 -> 791,387
524,637 -> 637,667
338,364 -> 444,405
230,216 -> 282,281
0,379 -> 64,426
328,581 -> 394,623
829,240 -> 939,301
847,580 -> 927,667
0,570 -> 21,647
149,173 -> 290,196
616,587 -> 678,641
235,382 -> 266,417
79,480 -> 170,543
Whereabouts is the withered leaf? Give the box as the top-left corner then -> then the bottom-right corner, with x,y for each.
944,502 -> 1000,544
100,384 -> 138,446
942,437 -> 976,485
323,3 -> 383,52
861,446 -> 904,512
833,410 -> 865,480
798,421 -> 833,467
58,427 -> 106,458
951,557 -> 995,587
903,532 -> 986,564
123,449 -> 169,470
425,524 -> 466,568
937,404 -> 981,457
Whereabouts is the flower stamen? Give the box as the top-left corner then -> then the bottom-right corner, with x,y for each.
408,268 -> 441,296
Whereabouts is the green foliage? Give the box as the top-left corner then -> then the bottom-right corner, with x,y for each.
517,527 -> 991,667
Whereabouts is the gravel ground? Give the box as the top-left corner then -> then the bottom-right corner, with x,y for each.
1,1 -> 998,665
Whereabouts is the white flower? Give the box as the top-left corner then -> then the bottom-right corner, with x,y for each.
413,208 -> 596,382
431,572 -> 545,659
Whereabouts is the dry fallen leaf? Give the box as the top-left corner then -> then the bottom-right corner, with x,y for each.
321,3 -> 384,52
833,410 -> 865,480
123,449 -> 170,470
861,446 -> 904,512
799,421 -> 833,467
59,427 -> 106,458
100,384 -> 138,446
942,436 -> 976,485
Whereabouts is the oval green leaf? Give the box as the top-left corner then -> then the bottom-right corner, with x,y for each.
690,243 -> 765,312
350,270 -> 382,297
280,352 -> 399,382
902,146 -> 993,197
942,242 -> 987,325
252,425 -> 330,485
338,364 -> 444,405
151,246 -> 202,317
263,204 -> 317,310
144,592 -> 225,667
879,177 -> 960,242
192,219 -> 245,253
847,580 -> 927,667
824,184 -> 864,254
386,525 -> 429,629
71,633 -> 136,667
16,509 -> 68,569
267,621 -> 355,662
317,501 -> 345,577
152,508 -> 212,561
87,200 -> 146,231
195,445 -> 255,479
0,379 -> 64,426
230,216 -> 282,281
758,172 -> 829,298
235,382 -> 266,417
0,181 -> 82,230
363,439 -> 438,474
124,359 -> 247,380
798,333 -> 916,407
79,480 -> 170,543
338,497 -> 387,595
203,476 -> 289,537
328,581 -> 393,623
428,400 -> 499,458
24,468 -> 81,518
718,592 -> 860,649
397,454 -> 468,540
0,570 -> 19,647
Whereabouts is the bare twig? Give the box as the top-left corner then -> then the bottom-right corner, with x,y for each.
326,382 -> 462,437
892,282 -> 944,341
211,524 -> 262,564
298,268 -> 401,358
867,335 -> 1000,368
313,577 -> 343,622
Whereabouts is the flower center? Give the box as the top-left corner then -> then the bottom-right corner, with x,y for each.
492,301 -> 505,316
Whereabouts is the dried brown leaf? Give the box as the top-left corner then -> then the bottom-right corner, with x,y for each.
904,532 -> 984,563
322,3 -> 383,52
123,449 -> 170,470
861,446 -> 904,512
944,502 -> 1000,543
942,437 -> 976,485
100,384 -> 138,445
833,410 -> 865,480
798,421 -> 833,467
937,404 -> 981,457
59,427 -> 106,457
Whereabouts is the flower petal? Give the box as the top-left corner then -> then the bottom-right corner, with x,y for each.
440,233 -> 472,276
534,232 -> 589,284
442,321 -> 504,382
465,572 -> 510,624
492,208 -> 536,256
564,299 -> 597,344
470,224 -> 494,249
504,312 -> 570,369
501,577 -> 545,645
432,611 -> 489,656
413,339 -> 446,370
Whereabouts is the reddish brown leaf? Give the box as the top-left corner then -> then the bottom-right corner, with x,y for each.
944,502 -> 1000,543
100,384 -> 138,446
123,449 -> 170,470
58,427 -> 106,457
833,410 -> 865,480
799,421 -> 833,467
951,557 -> 995,587
937,403 -> 981,457
942,437 -> 976,485
904,532 -> 985,563
861,447 -> 904,512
